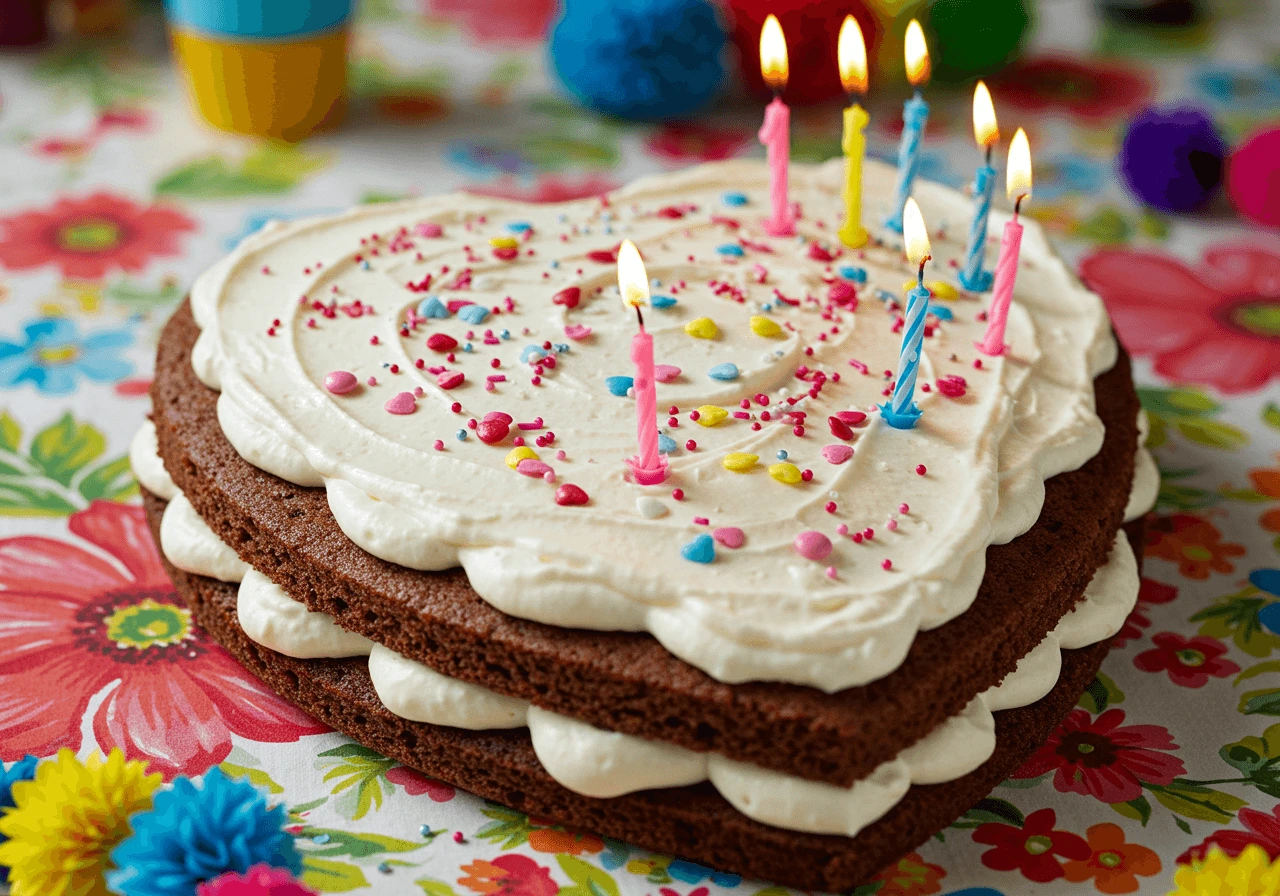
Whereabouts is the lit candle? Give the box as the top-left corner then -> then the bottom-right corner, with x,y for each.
881,197 -> 932,430
978,128 -> 1033,356
758,14 -> 796,237
959,81 -> 1000,292
837,15 -> 869,249
618,239 -> 668,485
885,19 -> 930,234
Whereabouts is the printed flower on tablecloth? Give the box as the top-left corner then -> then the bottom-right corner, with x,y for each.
1062,823 -> 1162,894
1248,454 -> 1280,542
1079,244 -> 1280,395
1180,805 -> 1280,864
0,501 -> 326,777
644,123 -> 753,165
861,851 -> 946,895
1115,578 -> 1179,647
465,175 -> 620,204
424,0 -> 557,46
1145,513 -> 1247,580
459,854 -> 559,896
526,820 -> 604,856
385,765 -> 456,802
1192,63 -> 1280,112
0,316 -> 134,395
1134,632 -> 1240,687
991,54 -> 1152,123
1010,708 -> 1186,804
0,191 -> 194,280
973,807 -> 1090,883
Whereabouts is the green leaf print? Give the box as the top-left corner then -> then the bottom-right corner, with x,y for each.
1176,418 -> 1251,451
951,797 -> 1025,830
105,277 -> 185,313
1154,467 -> 1219,513
155,144 -> 330,199
1078,673 -> 1126,714
301,857 -> 370,892
1220,723 -> 1280,798
1239,688 -> 1280,717
1194,586 -> 1280,658
34,43 -> 157,109
1137,387 -> 1249,452
1264,403 -> 1280,432
0,412 -> 21,453
31,414 -> 105,486
476,803 -> 537,849
415,880 -> 460,896
1110,795 -> 1152,826
218,761 -> 285,795
0,411 -> 136,516
316,744 -> 397,820
78,456 -> 136,502
557,855 -> 620,896
1147,780 -> 1247,823
295,827 -> 428,859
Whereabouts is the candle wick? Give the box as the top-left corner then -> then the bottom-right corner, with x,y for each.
635,305 -> 645,330
917,259 -> 928,288
985,144 -> 993,167
1014,194 -> 1024,218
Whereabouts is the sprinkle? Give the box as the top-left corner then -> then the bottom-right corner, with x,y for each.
693,405 -> 728,427
555,483 -> 589,506
680,533 -> 716,564
708,363 -> 739,382
457,305 -> 489,325
418,296 -> 450,319
650,294 -> 678,309
769,462 -> 802,485
324,371 -> 358,395
931,304 -> 954,321
916,464 -> 927,476
899,503 -> 910,514
828,416 -> 854,441
716,244 -> 745,257
713,527 -> 744,549
427,333 -> 458,352
822,444 -> 854,464
654,364 -> 681,383
477,419 -> 510,444
564,324 -> 592,340
793,530 -> 833,561
416,222 -> 444,238
437,371 -> 465,390
887,519 -> 899,531
452,831 -> 464,844
722,192 -> 748,206
658,434 -> 677,454
637,497 -> 667,518
882,559 -> 893,570
776,450 -> 788,461
749,315 -> 784,338
722,452 -> 759,473
501,445 -> 537,468
516,458 -> 553,478
455,429 -> 468,441
489,237 -> 519,250
552,286 -> 581,308
384,392 -> 416,414
685,439 -> 697,451
839,265 -> 867,283
605,375 -> 634,397
684,317 -> 719,339
366,376 -> 377,386
825,501 -> 837,513
433,440 -> 444,450
672,488 -> 684,501
835,410 -> 868,426
929,280 -> 959,300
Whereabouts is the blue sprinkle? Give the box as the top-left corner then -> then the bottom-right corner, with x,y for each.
604,225 -> 614,235
762,302 -> 773,312
550,260 -> 560,269
457,304 -> 490,325
456,429 -> 468,441
520,345 -> 547,364
930,304 -> 954,321
605,375 -> 634,396
506,221 -> 532,233
722,192 -> 748,206
681,533 -> 716,564
418,295 -> 450,319
651,295 -> 677,309
658,433 -> 677,454
708,362 -> 739,382
554,343 -> 570,353
463,343 -> 474,352
876,289 -> 897,303
419,824 -> 434,838
776,449 -> 788,460
839,265 -> 868,284
312,834 -> 331,844
716,244 -> 745,257
378,862 -> 392,875
651,277 -> 662,288
361,260 -> 372,270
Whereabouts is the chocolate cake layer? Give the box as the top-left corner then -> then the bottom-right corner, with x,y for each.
152,299 -> 1139,788
144,489 -> 1132,893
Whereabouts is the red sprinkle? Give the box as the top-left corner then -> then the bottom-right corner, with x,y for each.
427,333 -> 458,352
672,488 -> 685,501
552,286 -> 581,309
555,483 -> 590,506
685,440 -> 697,450
801,469 -> 813,482
824,501 -> 837,513
437,371 -> 465,390
882,559 -> 893,570
916,464 -> 927,476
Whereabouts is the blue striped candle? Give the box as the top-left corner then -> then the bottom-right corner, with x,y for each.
892,282 -> 930,413
885,93 -> 929,233
959,162 -> 997,291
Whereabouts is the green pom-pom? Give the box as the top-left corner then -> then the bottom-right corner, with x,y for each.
926,0 -> 1032,83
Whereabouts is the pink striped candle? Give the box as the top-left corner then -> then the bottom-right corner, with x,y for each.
978,128 -> 1033,357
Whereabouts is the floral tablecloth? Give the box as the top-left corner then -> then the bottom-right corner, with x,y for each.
1,0 -> 1278,893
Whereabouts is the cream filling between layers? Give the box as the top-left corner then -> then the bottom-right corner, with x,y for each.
145,462 -> 1142,838
189,158 -> 1118,693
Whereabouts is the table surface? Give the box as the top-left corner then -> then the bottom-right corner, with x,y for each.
1,0 -> 1278,893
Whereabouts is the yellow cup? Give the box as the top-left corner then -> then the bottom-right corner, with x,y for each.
169,26 -> 349,141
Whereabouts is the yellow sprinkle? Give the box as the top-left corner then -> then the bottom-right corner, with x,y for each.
749,315 -> 783,338
768,462 -> 802,484
928,280 -> 958,300
695,405 -> 728,427
684,317 -> 719,339
505,446 -> 538,469
721,453 -> 759,472
489,236 -> 519,249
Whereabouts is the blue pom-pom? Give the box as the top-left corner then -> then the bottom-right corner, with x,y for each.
0,755 -> 38,884
1119,105 -> 1226,213
108,767 -> 301,896
550,0 -> 727,120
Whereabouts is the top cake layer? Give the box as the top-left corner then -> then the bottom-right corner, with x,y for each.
189,158 -> 1116,692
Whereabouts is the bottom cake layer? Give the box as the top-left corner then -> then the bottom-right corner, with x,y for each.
143,490 -> 1123,892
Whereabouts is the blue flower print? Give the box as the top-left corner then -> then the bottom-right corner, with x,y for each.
1034,153 -> 1112,203
1192,63 -> 1280,111
0,317 -> 135,395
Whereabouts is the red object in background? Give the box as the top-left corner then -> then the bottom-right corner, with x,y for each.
724,0 -> 882,106
991,54 -> 1153,123
425,0 -> 557,46
1228,126 -> 1280,228
0,0 -> 48,46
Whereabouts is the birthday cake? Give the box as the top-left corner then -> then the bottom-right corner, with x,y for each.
133,158 -> 1157,891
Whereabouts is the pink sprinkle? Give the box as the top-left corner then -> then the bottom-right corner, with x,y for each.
800,469 -> 813,482
427,333 -> 458,352
384,392 -> 416,415
518,417 -> 544,431
564,324 -> 592,340
825,566 -> 837,580
899,503 -> 910,514
916,464 -> 927,476
672,488 -> 684,501
853,532 -> 864,543
685,440 -> 697,450
822,444 -> 854,464
433,440 -> 444,451
836,524 -> 849,535
452,831 -> 464,844
543,470 -> 556,483
863,528 -> 874,540
451,401 -> 463,413
324,371 -> 358,395
882,559 -> 893,570
824,501 -> 837,513
887,519 -> 899,531
517,459 -> 553,478
555,483 -> 589,506
370,335 -> 379,345
713,527 -> 745,549
366,376 -> 378,386
693,516 -> 709,525
654,364 -> 681,383
793,530 -> 833,561
792,425 -> 805,437
413,386 -> 424,397
556,450 -> 567,461
437,371 -> 465,390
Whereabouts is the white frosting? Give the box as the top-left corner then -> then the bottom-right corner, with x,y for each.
1126,411 -> 1159,523
129,420 -> 178,501
159,492 -> 249,583
367,644 -> 527,729
1055,530 -> 1140,650
237,568 -> 374,659
189,159 -> 1117,692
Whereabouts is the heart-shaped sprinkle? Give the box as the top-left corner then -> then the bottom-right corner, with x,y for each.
822,444 -> 855,464
605,376 -> 634,397
713,527 -> 745,549
636,497 -> 667,518
654,364 -> 681,383
555,483 -> 589,506
552,286 -> 581,308
427,333 -> 457,352
564,324 -> 592,340
476,419 -> 509,444
384,391 -> 416,415
680,533 -> 715,564
436,371 -> 465,390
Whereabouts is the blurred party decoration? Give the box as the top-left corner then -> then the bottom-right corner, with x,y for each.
549,0 -> 727,120
1119,105 -> 1225,213
0,0 -> 48,46
1227,126 -> 1280,227
725,0 -> 886,106
1097,0 -> 1201,27
164,0 -> 352,140
925,0 -> 1031,83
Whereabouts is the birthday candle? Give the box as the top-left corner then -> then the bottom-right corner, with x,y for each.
837,15 -> 869,249
979,128 -> 1033,356
618,240 -> 667,484
959,81 -> 1000,292
758,15 -> 796,237
885,19 -> 930,234
881,198 -> 932,430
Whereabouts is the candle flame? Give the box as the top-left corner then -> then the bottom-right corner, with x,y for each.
972,81 -> 999,149
838,15 -> 868,95
617,239 -> 649,309
760,14 -> 789,92
904,19 -> 930,87
902,198 -> 931,266
1007,127 -> 1032,201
